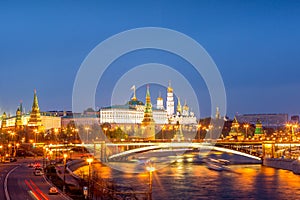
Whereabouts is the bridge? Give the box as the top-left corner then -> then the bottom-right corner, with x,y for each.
106,142 -> 262,162
44,140 -> 300,164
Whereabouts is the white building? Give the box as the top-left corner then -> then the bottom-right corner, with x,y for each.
4,114 -> 61,130
99,83 -> 197,126
100,102 -> 168,125
166,81 -> 175,116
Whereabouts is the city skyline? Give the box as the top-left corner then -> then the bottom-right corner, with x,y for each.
1,1 -> 300,118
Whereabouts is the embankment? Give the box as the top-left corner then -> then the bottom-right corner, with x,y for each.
263,158 -> 300,174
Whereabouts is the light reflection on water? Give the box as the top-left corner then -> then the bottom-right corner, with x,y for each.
74,162 -> 300,200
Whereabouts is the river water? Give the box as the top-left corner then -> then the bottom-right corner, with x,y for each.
74,160 -> 300,200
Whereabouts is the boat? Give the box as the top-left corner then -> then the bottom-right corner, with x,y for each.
205,158 -> 231,171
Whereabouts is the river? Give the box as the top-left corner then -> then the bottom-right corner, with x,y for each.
74,159 -> 300,200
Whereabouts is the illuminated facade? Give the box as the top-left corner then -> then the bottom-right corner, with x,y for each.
166,81 -> 175,116
1,90 -> 61,131
99,82 -> 197,126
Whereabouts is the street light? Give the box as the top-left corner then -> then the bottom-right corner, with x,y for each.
0,145 -> 3,159
103,127 -> 108,136
63,153 -> 68,193
86,157 -> 93,200
197,124 -> 202,141
146,165 -> 155,200
243,124 -> 249,139
15,143 -> 19,157
85,127 -> 90,143
162,125 -> 166,141
74,128 -> 79,142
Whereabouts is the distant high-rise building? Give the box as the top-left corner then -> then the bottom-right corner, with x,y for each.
291,115 -> 299,123
236,113 -> 288,128
215,107 -> 221,119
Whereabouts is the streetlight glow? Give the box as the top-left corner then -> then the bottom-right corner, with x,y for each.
87,157 -> 93,164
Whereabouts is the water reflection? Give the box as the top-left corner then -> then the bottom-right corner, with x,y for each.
74,162 -> 300,199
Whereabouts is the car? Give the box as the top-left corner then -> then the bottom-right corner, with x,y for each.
9,157 -> 17,162
49,187 -> 58,195
28,163 -> 34,168
34,169 -> 44,176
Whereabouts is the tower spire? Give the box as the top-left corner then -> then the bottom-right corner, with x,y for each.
32,89 -> 40,112
176,96 -> 182,115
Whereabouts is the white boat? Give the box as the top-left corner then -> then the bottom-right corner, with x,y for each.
205,158 -> 231,171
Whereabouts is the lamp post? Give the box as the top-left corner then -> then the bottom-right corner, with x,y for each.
208,124 -> 213,141
15,143 -> 19,157
0,145 -> 3,160
63,153 -> 68,193
243,124 -> 249,139
85,127 -> 90,143
162,125 -> 166,141
146,165 -> 155,200
10,132 -> 15,156
74,128 -> 79,142
103,127 -> 108,136
197,124 -> 202,141
86,157 -> 93,200
8,144 -> 12,156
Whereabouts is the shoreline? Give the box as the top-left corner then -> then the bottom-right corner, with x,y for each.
263,158 -> 300,174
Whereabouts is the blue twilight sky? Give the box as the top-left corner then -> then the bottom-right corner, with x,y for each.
0,0 -> 300,118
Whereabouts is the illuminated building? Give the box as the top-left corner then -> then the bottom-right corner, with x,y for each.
99,82 -> 197,126
166,81 -> 175,116
254,119 -> 264,138
99,86 -> 167,125
228,117 -> 244,140
27,89 -> 44,132
236,113 -> 288,128
1,90 -> 61,133
156,93 -> 164,110
61,114 -> 99,127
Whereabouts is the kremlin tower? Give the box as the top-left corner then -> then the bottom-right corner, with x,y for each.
28,90 -> 43,131
166,81 -> 174,116
1,112 -> 7,129
254,119 -> 263,138
141,85 -> 155,140
228,116 -> 243,140
15,107 -> 23,128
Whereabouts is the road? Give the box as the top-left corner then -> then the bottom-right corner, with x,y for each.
1,158 -> 71,200
0,163 -> 18,200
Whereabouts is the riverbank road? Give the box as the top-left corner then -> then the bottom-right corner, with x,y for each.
0,157 -> 70,200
